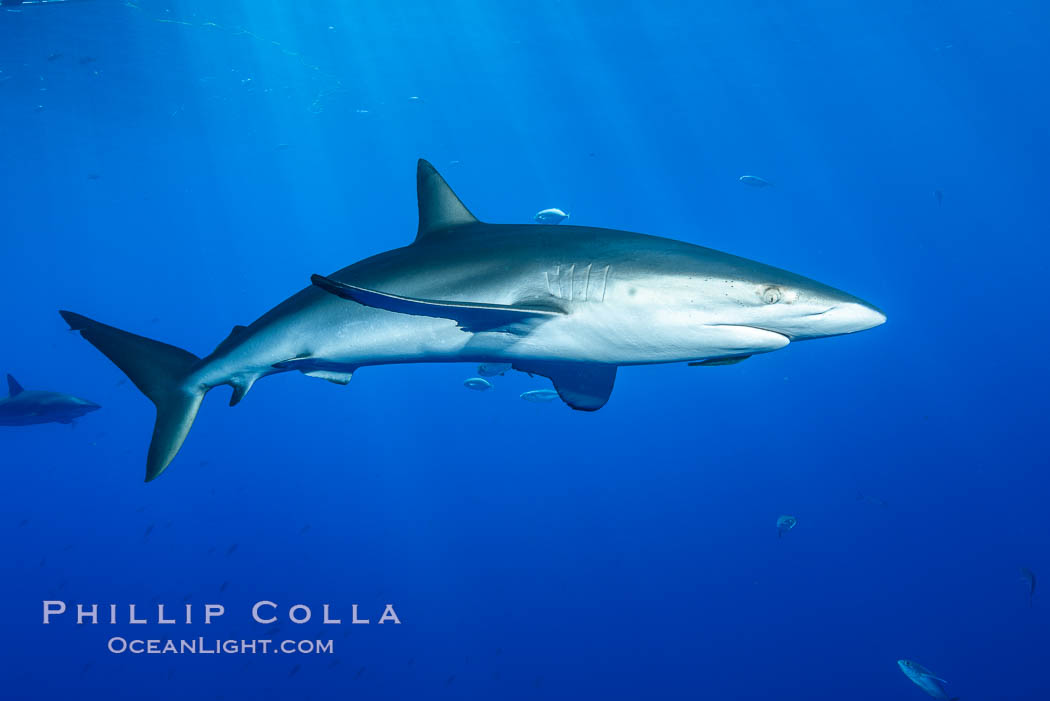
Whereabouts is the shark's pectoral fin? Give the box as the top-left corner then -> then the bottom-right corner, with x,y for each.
311,274 -> 565,333
513,361 -> 617,411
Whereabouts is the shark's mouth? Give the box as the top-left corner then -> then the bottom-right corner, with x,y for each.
706,325 -> 790,353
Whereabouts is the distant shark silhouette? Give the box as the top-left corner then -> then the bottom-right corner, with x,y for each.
60,159 -> 885,482
0,374 -> 100,426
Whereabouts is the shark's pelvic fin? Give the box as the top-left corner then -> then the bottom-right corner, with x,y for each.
59,310 -> 206,482
311,274 -> 565,333
513,361 -> 617,411
688,355 -> 752,367
415,159 -> 478,241
7,374 -> 24,396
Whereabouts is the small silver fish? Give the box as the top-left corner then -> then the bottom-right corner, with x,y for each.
463,377 -> 493,391
477,363 -> 512,377
776,515 -> 797,537
534,208 -> 569,224
897,659 -> 958,700
520,389 -> 559,403
738,175 -> 772,188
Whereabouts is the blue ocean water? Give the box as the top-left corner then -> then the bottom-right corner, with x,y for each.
1,0 -> 1047,698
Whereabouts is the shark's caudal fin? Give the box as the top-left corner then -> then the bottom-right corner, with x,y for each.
59,310 -> 204,482
7,374 -> 24,396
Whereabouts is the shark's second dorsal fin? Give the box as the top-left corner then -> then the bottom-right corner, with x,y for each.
415,159 -> 478,241
213,325 -> 249,357
7,374 -> 24,396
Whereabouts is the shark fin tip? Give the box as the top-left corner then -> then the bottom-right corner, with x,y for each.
415,158 -> 478,240
6,374 -> 24,396
59,309 -> 88,330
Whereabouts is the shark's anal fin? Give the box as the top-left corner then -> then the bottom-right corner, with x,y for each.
7,374 -> 24,396
311,275 -> 565,333
228,376 -> 256,407
513,361 -> 617,411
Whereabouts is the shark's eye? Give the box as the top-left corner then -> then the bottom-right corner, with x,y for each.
761,286 -> 782,304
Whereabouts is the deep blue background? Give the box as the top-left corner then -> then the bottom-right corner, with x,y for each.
1,1 -> 1047,698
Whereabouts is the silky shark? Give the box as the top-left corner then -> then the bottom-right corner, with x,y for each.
60,159 -> 885,481
0,374 -> 100,426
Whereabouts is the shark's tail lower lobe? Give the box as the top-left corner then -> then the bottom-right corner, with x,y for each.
60,311 -> 205,482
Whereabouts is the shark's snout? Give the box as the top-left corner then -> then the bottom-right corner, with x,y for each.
768,296 -> 886,341
829,300 -> 886,335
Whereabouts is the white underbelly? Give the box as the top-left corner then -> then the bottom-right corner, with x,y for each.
495,305 -> 788,365
304,303 -> 787,368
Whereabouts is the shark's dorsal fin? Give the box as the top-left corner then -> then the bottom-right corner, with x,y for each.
415,159 -> 478,241
7,374 -> 24,396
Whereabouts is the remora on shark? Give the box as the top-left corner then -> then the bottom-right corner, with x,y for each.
60,159 -> 885,481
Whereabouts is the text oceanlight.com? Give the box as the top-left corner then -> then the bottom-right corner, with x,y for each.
107,637 -> 334,655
